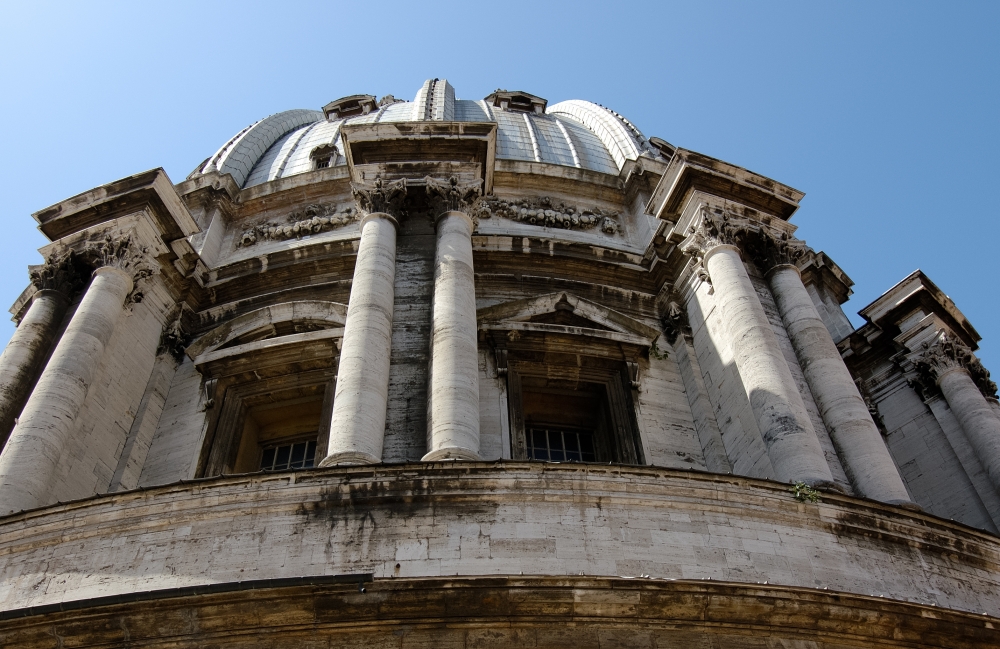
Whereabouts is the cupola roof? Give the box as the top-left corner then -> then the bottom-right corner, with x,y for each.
193,79 -> 664,189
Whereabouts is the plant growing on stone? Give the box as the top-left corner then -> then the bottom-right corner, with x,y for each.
792,482 -> 820,503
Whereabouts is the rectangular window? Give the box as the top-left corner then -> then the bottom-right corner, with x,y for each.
260,439 -> 317,472
526,426 -> 596,462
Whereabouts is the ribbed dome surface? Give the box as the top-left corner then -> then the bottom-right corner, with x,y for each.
195,79 -> 656,189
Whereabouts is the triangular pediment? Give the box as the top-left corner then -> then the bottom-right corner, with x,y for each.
477,292 -> 661,344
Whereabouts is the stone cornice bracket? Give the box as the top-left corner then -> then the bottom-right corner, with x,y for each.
28,251 -> 84,300
914,332 -> 998,399
351,175 -> 407,218
86,234 -> 156,308
425,176 -> 483,221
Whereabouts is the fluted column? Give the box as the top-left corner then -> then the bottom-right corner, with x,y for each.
322,176 -> 405,466
916,334 -> 1000,494
422,176 -> 483,461
682,207 -> 835,488
0,254 -> 83,447
0,236 -> 149,515
767,262 -> 912,504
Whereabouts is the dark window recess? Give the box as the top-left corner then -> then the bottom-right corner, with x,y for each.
315,157 -> 330,169
527,426 -> 596,462
260,440 -> 317,471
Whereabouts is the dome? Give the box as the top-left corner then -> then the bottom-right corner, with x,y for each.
194,79 -> 657,188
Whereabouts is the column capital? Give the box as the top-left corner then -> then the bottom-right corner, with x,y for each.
28,252 -> 84,301
351,175 -> 407,218
680,205 -> 812,280
914,332 -> 997,398
679,206 -> 750,259
425,175 -> 483,219
85,234 -> 155,308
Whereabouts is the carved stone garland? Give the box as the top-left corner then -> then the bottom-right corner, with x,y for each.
661,300 -> 691,346
913,333 -> 998,399
238,203 -> 358,248
475,195 -> 620,234
157,312 -> 190,363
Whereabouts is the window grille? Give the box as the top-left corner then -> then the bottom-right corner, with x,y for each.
260,439 -> 317,472
526,427 -> 596,462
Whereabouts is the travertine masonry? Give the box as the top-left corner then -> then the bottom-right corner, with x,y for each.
0,465 -> 997,616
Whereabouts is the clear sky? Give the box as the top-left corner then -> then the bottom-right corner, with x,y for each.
0,1 -> 997,366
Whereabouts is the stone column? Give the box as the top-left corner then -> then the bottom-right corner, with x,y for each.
682,207 -> 835,488
422,177 -> 483,461
0,254 -> 83,447
916,334 -> 1000,494
321,177 -> 406,466
767,262 -> 912,504
0,235 -> 149,515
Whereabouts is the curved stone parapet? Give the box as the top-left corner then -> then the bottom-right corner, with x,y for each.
0,463 -> 997,617
0,577 -> 996,648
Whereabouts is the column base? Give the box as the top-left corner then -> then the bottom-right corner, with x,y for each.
800,478 -> 847,494
318,451 -> 381,467
421,447 -> 481,462
887,499 -> 923,512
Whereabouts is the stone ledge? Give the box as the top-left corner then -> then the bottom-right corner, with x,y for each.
0,577 -> 995,648
0,463 -> 997,616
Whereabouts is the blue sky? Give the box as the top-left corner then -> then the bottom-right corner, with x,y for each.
0,1 -> 997,366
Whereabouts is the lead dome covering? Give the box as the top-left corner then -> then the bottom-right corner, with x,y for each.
194,78 -> 658,189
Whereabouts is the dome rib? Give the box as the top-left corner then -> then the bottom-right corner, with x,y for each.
547,100 -> 646,170
200,82 -> 651,189
201,109 -> 322,187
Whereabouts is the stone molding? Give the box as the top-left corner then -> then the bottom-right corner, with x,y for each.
1,577 -> 995,649
425,175 -> 483,216
27,252 -> 83,300
351,174 -> 407,216
913,332 -> 998,399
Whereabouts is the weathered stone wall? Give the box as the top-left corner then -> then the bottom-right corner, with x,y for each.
0,464 -> 997,617
138,356 -> 207,486
871,367 -> 1000,532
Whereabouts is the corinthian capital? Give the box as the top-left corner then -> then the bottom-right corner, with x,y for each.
744,228 -> 812,272
86,234 -> 156,307
28,252 -> 84,299
351,175 -> 407,216
425,176 -> 483,215
679,206 -> 751,259
914,332 -> 998,398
